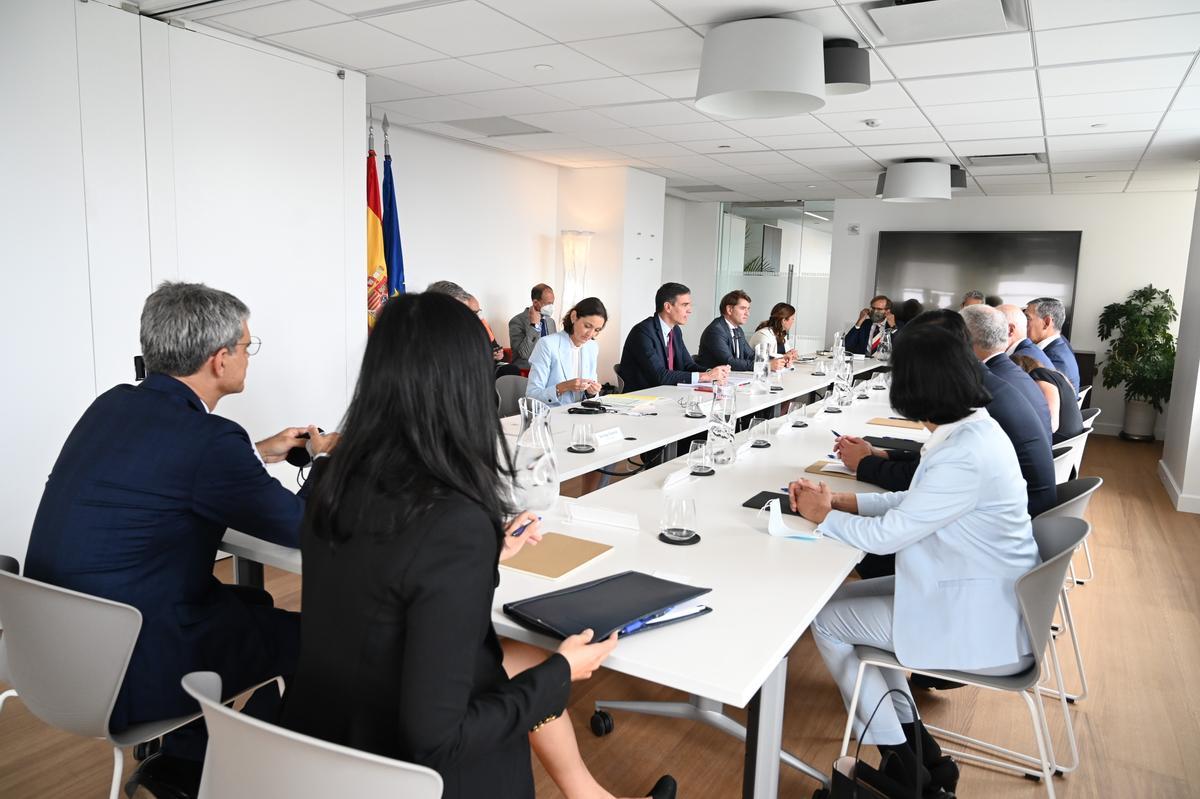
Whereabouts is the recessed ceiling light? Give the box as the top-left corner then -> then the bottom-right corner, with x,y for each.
718,144 -> 732,149
534,64 -> 554,71
807,184 -> 817,188
1090,123 -> 1107,129
864,119 -> 881,128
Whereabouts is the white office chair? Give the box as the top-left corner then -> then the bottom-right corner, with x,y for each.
1051,446 -> 1073,485
614,363 -> 625,393
0,555 -> 19,716
1075,385 -> 1091,409
1055,428 -> 1093,482
1080,407 -> 1100,430
181,671 -> 443,799
495,375 -> 528,418
0,569 -> 200,799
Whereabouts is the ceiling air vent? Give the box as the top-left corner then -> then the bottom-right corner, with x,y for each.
866,0 -> 1023,43
964,153 -> 1045,167
675,185 -> 734,194
445,117 -> 550,137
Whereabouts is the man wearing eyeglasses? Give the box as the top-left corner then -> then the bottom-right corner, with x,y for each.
24,281 -> 338,799
845,294 -> 901,356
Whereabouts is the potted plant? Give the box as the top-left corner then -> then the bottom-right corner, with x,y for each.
1097,284 -> 1178,441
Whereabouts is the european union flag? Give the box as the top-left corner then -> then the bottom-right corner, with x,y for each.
382,153 -> 405,296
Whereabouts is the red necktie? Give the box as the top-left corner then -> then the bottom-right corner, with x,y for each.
667,330 -> 675,370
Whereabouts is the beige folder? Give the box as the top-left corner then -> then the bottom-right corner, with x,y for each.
866,417 -> 925,430
500,533 -> 613,580
804,461 -> 860,480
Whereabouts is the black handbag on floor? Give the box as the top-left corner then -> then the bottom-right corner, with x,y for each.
812,688 -> 923,799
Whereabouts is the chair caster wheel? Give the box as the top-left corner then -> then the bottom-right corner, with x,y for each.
1055,770 -> 1065,778
1024,774 -> 1041,782
1066,697 -> 1076,704
590,710 -> 614,737
133,739 -> 160,761
1075,580 -> 1085,586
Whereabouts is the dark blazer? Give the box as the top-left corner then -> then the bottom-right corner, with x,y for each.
24,373 -> 313,731
1043,336 -> 1081,393
508,309 -> 558,370
280,489 -> 571,799
1012,337 -> 1054,370
696,316 -> 752,371
985,353 -> 1053,440
618,315 -> 703,393
855,365 -> 1056,517
845,319 -> 901,355
1031,367 -> 1085,444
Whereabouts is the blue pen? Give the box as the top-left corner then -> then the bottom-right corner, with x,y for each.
511,516 -> 542,537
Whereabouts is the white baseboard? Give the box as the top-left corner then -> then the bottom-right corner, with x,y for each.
1158,460 -> 1200,514
1093,421 -> 1124,437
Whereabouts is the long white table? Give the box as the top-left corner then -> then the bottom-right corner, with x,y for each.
220,375 -> 925,799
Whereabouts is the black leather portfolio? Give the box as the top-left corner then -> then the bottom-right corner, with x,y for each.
863,435 -> 923,453
503,571 -> 712,640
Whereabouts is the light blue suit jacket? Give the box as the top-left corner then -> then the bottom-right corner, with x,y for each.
820,411 -> 1038,671
525,331 -> 599,406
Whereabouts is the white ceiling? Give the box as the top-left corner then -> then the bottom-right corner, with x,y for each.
169,0 -> 1200,200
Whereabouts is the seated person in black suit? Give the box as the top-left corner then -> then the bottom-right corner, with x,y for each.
998,303 -> 1054,370
697,289 -> 787,372
1025,297 -> 1081,392
1012,354 -> 1085,444
280,293 -> 674,799
845,294 -> 901,355
618,282 -> 729,393
835,308 -> 1056,579
894,298 -> 924,326
24,281 -> 339,798
962,304 -> 1053,439
960,289 -> 985,308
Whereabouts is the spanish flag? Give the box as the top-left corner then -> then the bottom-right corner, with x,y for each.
366,148 -> 388,329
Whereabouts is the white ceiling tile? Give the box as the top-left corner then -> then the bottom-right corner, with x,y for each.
903,70 -> 1038,106
859,142 -> 956,162
636,121 -> 735,141
653,0 -> 832,26
631,69 -> 700,99
538,76 -> 666,106
985,185 -> 1052,195
1036,15 -> 1200,66
682,190 -> 762,201
814,167 -> 884,181
1030,0 -> 1200,30
719,177 -> 781,190
521,147 -> 622,161
782,147 -> 875,165
869,51 -> 894,83
572,28 -> 704,75
1039,55 -> 1193,97
209,0 -> 348,36
841,126 -> 942,146
407,121 -> 485,139
1049,160 -> 1139,172
369,2 -> 550,56
1050,147 -> 1146,163
608,142 -> 696,158
1044,113 -> 1163,136
1053,170 -> 1132,182
1052,181 -> 1127,193
1161,108 -> 1200,130
482,132 -> 591,151
574,128 -> 665,145
1145,132 -> 1200,151
974,173 -> 1052,185
722,115 -> 831,137
483,0 -> 682,41
742,167 -> 826,181
1175,86 -> 1200,110
1047,131 -> 1153,152
752,132 -> 851,149
710,151 -> 795,167
1126,182 -> 1199,192
680,138 -> 771,154
365,74 -> 432,103
373,59 -> 515,94
839,179 -> 882,195
1127,172 -> 1199,190
599,101 -> 709,126
451,87 -> 575,115
879,33 -> 1033,79
641,154 -> 726,169
672,163 -> 755,177
266,21 -> 443,69
952,137 -> 1045,157
376,95 -> 490,122
818,106 -> 928,131
923,99 -> 1042,126
751,185 -> 818,201
777,181 -> 861,199
938,120 -> 1045,141
513,109 -> 626,132
815,81 -> 914,114
965,163 -> 1047,175
464,44 -> 617,85
783,6 -> 866,43
317,0 -> 426,11
1043,88 -> 1176,119
1189,64 -> 1200,86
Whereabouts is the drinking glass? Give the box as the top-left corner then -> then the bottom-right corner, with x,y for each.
871,371 -> 888,391
748,416 -> 772,448
769,366 -> 784,392
660,497 -> 698,543
569,423 -> 595,453
791,402 -> 809,428
812,358 -> 828,377
688,441 -> 714,476
678,395 -> 705,418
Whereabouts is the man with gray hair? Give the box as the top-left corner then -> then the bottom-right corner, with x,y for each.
998,303 -> 1053,369
25,281 -> 338,799
1024,297 -> 1081,391
963,304 -> 1052,438
428,280 -> 519,377
960,289 -> 985,308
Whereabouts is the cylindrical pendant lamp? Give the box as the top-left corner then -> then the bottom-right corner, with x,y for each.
696,18 -> 826,118
823,39 -> 871,95
882,160 -> 952,202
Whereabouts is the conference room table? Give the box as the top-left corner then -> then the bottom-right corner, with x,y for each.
220,360 -> 920,798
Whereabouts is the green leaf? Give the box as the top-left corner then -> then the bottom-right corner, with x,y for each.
1096,284 -> 1177,411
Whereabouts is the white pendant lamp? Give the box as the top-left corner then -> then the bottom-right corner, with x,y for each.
882,159 -> 952,202
696,18 -> 827,118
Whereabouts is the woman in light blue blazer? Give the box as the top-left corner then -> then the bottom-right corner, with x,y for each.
526,297 -> 607,407
789,324 -> 1038,799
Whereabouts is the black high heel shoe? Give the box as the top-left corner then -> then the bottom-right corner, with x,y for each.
648,774 -> 677,799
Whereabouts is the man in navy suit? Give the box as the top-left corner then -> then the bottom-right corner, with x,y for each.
1025,297 -> 1081,392
963,305 -> 1053,439
845,294 -> 902,355
697,289 -> 787,372
618,282 -> 729,393
25,282 -> 338,798
998,303 -> 1054,369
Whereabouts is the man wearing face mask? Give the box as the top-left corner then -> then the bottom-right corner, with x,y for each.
845,294 -> 900,356
508,284 -> 557,371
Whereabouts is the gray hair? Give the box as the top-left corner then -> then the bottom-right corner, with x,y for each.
961,290 -> 985,304
997,304 -> 1027,336
961,304 -> 1009,352
140,281 -> 249,377
426,280 -> 470,302
1029,297 -> 1066,331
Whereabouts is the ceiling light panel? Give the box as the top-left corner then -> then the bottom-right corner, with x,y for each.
479,0 -> 681,40
572,28 -> 704,75
1036,14 -> 1200,65
373,60 -> 515,93
208,0 -> 349,37
1030,0 -> 1200,30
538,77 -> 667,106
903,70 -> 1038,106
369,1 -> 550,56
879,32 -> 1034,79
464,44 -> 617,84
1038,55 -> 1193,96
267,21 -> 442,69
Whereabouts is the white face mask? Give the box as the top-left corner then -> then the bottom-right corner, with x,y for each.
540,304 -> 555,317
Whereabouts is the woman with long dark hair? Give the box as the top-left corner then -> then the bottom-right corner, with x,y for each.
526,297 -> 607,406
280,293 -> 659,799
749,302 -> 798,360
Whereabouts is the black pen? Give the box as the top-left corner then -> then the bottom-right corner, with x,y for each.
511,516 -> 542,537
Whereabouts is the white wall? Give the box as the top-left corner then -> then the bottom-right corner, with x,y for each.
675,201 -> 722,352
829,193 -> 1197,438
1160,193 -> 1200,513
662,196 -> 688,285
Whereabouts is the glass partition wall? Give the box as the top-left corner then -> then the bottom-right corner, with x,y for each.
715,201 -> 834,354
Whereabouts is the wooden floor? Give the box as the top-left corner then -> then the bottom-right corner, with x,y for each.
2,436 -> 1198,798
